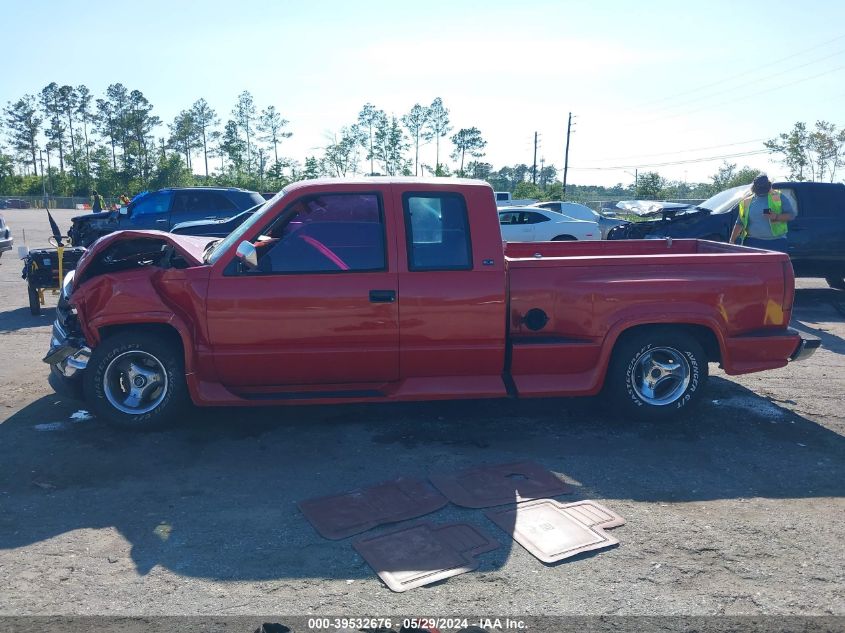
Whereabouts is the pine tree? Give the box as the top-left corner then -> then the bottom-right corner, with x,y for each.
3,95 -> 42,175
424,97 -> 452,176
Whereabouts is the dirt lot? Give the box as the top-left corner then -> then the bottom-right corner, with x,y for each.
0,208 -> 843,617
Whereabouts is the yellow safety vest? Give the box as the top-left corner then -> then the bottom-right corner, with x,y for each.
738,191 -> 787,239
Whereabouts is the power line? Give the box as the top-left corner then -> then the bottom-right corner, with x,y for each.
635,63 -> 845,127
572,149 -> 770,171
642,47 -> 845,118
631,34 -> 845,110
588,138 -> 766,163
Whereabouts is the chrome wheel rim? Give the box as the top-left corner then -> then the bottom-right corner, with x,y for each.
631,346 -> 691,406
103,351 -> 168,415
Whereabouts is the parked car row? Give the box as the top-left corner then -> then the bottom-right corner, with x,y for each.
0,198 -> 32,209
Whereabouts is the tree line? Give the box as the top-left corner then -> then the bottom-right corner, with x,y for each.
0,84 -> 491,197
1,81 -> 842,203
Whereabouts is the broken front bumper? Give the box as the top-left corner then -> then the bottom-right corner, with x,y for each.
43,317 -> 91,378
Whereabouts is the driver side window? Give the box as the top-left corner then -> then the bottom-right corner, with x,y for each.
130,192 -> 172,216
255,193 -> 386,273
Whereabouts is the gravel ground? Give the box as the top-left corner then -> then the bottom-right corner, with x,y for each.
0,208 -> 843,618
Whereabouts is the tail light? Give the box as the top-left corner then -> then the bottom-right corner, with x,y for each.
782,260 -> 795,317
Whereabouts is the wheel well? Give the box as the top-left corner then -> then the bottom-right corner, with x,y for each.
552,235 -> 577,241
98,323 -> 185,358
614,323 -> 721,363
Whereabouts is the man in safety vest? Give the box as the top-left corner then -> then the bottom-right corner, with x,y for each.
91,190 -> 106,213
729,174 -> 795,252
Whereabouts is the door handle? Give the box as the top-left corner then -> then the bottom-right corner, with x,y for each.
155,219 -> 167,224
369,290 -> 396,303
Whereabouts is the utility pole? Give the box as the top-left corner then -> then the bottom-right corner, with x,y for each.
532,131 -> 538,185
562,112 -> 574,200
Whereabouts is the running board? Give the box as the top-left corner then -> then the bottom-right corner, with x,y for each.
239,389 -> 384,401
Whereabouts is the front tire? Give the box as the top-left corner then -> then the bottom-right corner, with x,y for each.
606,328 -> 707,420
825,276 -> 845,290
83,331 -> 188,430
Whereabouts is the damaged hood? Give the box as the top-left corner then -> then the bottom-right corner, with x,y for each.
615,200 -> 693,216
71,211 -> 113,223
72,230 -> 215,289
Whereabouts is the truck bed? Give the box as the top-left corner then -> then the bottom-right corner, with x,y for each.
504,237 -> 782,264
503,238 -> 797,397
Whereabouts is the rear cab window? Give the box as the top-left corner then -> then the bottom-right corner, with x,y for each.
403,192 -> 472,271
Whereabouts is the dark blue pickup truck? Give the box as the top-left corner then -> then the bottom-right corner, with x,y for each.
607,182 -> 845,289
68,187 -> 264,247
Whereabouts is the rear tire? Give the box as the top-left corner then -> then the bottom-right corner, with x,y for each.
605,327 -> 708,421
552,235 -> 577,241
28,283 -> 41,316
83,331 -> 189,430
825,276 -> 845,290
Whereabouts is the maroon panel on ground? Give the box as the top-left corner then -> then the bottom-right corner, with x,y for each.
485,499 -> 624,564
297,477 -> 448,540
353,522 -> 499,593
429,461 -> 573,508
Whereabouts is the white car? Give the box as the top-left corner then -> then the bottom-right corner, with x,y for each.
533,200 -> 628,238
498,206 -> 600,242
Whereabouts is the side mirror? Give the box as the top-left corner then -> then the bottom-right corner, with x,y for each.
235,241 -> 258,270
119,206 -> 129,216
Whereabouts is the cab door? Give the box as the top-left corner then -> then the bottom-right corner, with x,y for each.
122,191 -> 173,230
205,189 -> 399,391
393,186 -> 507,387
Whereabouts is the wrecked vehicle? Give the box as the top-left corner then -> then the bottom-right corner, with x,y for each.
67,187 -> 265,246
45,178 -> 818,430
606,186 -> 746,242
607,182 -> 845,289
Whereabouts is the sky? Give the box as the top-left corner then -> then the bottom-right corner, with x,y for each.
2,0 -> 844,186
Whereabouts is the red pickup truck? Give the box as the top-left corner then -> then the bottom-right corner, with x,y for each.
44,178 -> 819,430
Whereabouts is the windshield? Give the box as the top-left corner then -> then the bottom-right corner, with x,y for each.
205,189 -> 286,264
698,184 -> 750,214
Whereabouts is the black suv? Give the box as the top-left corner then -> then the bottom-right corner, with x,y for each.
67,187 -> 265,247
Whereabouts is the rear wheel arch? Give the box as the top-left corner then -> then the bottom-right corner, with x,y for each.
604,323 -> 713,419
551,234 -> 577,241
612,323 -> 722,364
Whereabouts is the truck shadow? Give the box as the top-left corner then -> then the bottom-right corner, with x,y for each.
793,287 -> 845,354
0,306 -> 56,333
0,375 -> 842,582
